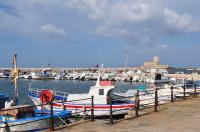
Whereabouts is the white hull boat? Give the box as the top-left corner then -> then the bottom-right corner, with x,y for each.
29,75 -> 135,116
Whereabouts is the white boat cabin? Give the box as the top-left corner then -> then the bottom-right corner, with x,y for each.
67,81 -> 115,105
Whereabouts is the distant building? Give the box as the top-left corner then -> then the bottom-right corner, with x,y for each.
141,56 -> 168,69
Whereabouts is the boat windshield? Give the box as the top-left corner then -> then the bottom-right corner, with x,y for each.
107,89 -> 133,105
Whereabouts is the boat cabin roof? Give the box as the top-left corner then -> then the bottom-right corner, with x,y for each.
99,81 -> 113,86
0,105 -> 34,117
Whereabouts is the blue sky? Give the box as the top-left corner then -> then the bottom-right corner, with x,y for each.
0,0 -> 200,68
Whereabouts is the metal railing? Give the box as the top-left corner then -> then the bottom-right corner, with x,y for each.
107,83 -> 200,124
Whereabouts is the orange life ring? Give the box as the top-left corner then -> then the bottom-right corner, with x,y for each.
39,90 -> 54,104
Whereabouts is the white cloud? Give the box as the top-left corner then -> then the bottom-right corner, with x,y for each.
96,26 -> 128,36
164,8 -> 200,32
0,0 -> 200,46
65,0 -> 108,20
65,0 -> 200,44
40,24 -> 67,37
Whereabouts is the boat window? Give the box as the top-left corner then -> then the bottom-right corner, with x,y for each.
99,89 -> 104,95
155,74 -> 161,80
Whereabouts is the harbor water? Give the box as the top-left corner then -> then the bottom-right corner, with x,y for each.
0,79 -> 143,105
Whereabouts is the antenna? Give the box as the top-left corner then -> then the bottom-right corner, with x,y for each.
124,54 -> 128,68
48,60 -> 51,68
76,55 -> 79,68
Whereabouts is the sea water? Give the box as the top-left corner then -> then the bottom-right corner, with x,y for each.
0,79 -> 140,104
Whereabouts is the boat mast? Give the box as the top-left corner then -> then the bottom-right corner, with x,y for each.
124,54 -> 128,68
95,64 -> 103,86
12,54 -> 19,105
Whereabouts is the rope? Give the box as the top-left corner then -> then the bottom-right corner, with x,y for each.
54,112 -> 68,125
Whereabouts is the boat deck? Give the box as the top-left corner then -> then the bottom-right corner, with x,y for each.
56,96 -> 200,132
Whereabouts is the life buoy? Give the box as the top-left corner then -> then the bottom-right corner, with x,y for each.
40,90 -> 54,104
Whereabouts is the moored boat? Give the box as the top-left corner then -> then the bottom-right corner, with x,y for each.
0,54 -> 72,131
0,105 -> 71,132
31,72 -> 53,80
23,74 -> 32,79
29,73 -> 135,116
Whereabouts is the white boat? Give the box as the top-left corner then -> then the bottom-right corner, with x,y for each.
114,89 -> 137,98
145,75 -> 170,83
29,74 -> 135,116
113,87 -> 155,105
23,74 -> 32,79
31,72 -> 52,80
145,69 -> 170,83
164,81 -> 196,98
114,85 -> 182,106
54,74 -> 64,80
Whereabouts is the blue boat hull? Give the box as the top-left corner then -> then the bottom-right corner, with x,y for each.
0,111 -> 71,132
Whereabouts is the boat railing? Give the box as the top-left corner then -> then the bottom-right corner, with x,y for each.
53,90 -> 70,99
29,88 -> 70,99
29,88 -> 42,97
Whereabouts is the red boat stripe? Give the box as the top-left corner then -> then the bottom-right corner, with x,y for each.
53,103 -> 135,109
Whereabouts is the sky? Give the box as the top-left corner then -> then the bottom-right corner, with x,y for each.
0,0 -> 200,68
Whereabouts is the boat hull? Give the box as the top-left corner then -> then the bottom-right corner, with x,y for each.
30,96 -> 135,116
0,113 -> 69,132
31,75 -> 52,80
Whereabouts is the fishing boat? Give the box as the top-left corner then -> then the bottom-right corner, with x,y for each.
29,70 -> 135,116
0,105 -> 71,132
0,54 -> 72,131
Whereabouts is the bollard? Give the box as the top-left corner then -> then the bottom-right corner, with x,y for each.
91,96 -> 94,121
50,102 -> 54,131
135,90 -> 139,117
109,96 -> 113,124
194,81 -> 197,97
137,90 -> 140,110
183,84 -> 186,100
171,86 -> 174,102
154,88 -> 158,112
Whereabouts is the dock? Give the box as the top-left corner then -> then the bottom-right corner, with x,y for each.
56,97 -> 200,132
